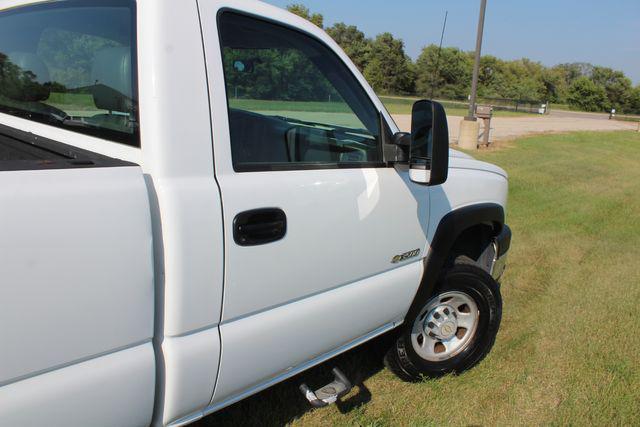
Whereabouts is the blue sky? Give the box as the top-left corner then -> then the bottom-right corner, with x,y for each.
263,0 -> 640,84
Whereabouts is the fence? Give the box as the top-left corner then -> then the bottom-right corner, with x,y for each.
434,97 -> 549,114
479,97 -> 548,114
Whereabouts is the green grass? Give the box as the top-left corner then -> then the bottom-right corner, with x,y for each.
228,99 -> 367,128
379,95 -> 529,117
613,115 -> 640,123
196,131 -> 640,426
229,98 -> 353,114
228,96 -> 528,118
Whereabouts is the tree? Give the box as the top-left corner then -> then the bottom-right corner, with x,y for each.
540,66 -> 569,103
36,28 -> 119,89
566,76 -> 608,112
222,47 -> 337,102
325,23 -> 371,71
415,45 -> 471,99
626,86 -> 640,115
232,5 -> 639,111
475,55 -> 504,97
0,53 -> 51,102
495,58 -> 546,100
363,33 -> 415,94
591,66 -> 633,111
285,4 -> 323,28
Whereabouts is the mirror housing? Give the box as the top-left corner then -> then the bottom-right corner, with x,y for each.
408,100 -> 449,186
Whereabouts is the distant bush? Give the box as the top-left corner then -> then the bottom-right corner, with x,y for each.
567,77 -> 608,112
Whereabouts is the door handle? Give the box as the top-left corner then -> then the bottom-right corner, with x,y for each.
233,208 -> 287,246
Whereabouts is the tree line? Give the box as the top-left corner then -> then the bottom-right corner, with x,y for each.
287,4 -> 640,114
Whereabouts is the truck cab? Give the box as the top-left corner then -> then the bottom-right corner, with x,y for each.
0,1 -> 510,426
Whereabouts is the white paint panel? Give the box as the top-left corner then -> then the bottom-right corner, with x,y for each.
154,177 -> 224,336
217,167 -> 429,321
199,2 -> 429,411
137,0 -> 224,336
429,165 -> 509,242
0,166 -> 154,385
0,343 -> 155,427
136,1 -> 224,423
213,260 -> 421,404
160,328 -> 221,426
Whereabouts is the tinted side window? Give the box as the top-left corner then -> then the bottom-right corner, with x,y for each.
0,0 -> 138,146
219,12 -> 382,171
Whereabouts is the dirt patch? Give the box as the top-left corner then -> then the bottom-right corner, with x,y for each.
391,113 -> 638,145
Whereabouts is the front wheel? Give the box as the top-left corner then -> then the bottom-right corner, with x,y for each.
385,262 -> 502,381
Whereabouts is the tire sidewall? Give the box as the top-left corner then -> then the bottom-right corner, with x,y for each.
399,264 -> 502,377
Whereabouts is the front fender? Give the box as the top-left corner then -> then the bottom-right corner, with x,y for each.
406,203 -> 505,321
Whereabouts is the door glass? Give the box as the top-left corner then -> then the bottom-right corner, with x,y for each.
219,12 -> 382,171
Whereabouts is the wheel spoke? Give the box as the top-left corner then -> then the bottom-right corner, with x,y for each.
456,311 -> 476,329
412,331 -> 438,358
447,294 -> 467,307
442,335 -> 462,352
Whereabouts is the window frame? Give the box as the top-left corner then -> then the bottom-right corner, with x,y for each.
216,10 -> 388,173
0,0 -> 140,148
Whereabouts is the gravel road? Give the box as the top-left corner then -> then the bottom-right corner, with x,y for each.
392,112 -> 637,144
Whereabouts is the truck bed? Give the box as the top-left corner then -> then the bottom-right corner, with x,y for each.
0,120 -> 154,427
0,123 -> 133,171
0,132 -> 70,161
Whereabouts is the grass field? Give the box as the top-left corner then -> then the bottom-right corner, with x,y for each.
229,96 -> 528,118
198,131 -> 640,426
614,115 -> 640,123
378,95 -> 529,117
41,93 -> 529,119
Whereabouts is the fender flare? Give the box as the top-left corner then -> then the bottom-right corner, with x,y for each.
405,203 -> 505,321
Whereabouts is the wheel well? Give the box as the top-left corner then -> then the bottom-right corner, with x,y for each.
447,222 -> 501,268
404,204 -> 504,323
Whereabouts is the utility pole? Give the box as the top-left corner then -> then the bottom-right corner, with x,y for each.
458,0 -> 488,150
467,0 -> 487,119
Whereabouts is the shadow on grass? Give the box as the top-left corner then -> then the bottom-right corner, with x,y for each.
194,331 -> 398,426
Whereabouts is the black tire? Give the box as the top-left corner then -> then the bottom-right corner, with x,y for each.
385,261 -> 502,381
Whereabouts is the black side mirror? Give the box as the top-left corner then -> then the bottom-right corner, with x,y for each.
409,100 -> 449,186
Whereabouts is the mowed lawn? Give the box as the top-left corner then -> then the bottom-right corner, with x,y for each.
227,96 -> 528,118
198,131 -> 640,426
378,95 -> 528,117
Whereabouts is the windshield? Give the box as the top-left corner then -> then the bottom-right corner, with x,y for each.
0,0 -> 138,146
219,12 -> 382,171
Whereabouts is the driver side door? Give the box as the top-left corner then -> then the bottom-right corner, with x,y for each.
200,5 -> 430,405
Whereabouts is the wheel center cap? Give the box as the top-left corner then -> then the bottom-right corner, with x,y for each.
424,304 -> 458,339
440,321 -> 456,338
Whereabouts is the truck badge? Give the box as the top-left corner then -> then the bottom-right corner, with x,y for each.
391,249 -> 420,263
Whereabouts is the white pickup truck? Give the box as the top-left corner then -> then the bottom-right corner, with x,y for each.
0,0 -> 511,425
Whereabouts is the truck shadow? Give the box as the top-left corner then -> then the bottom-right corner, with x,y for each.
195,330 -> 398,426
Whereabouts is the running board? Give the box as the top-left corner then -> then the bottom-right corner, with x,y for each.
299,367 -> 352,408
